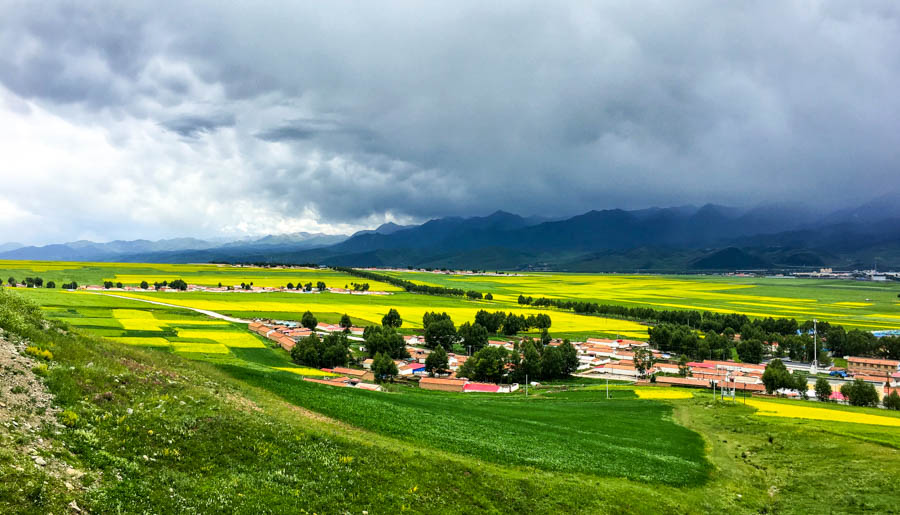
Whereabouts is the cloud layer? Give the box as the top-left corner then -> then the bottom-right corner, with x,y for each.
1,1 -> 899,244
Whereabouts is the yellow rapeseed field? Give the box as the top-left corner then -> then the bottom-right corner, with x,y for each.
175,329 -> 266,348
634,388 -> 694,400
172,342 -> 231,354
109,337 -> 171,347
745,399 -> 900,427
273,366 -> 337,377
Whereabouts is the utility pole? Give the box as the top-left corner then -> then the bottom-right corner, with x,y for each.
811,319 -> 818,374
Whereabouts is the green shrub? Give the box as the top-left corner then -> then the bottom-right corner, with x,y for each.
25,346 -> 53,361
59,409 -> 79,428
32,363 -> 49,376
884,391 -> 900,411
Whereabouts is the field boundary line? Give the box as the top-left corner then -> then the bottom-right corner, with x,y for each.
89,292 -> 251,324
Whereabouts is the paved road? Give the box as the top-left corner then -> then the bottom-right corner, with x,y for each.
93,293 -> 251,324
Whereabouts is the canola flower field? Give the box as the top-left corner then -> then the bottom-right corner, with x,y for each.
381,270 -> 900,330
744,398 -> 900,427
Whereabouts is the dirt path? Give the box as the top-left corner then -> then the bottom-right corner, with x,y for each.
92,293 -> 251,324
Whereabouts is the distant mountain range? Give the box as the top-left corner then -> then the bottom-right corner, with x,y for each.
3,196 -> 900,272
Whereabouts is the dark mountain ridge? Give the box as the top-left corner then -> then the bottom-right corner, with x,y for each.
2,200 -> 899,271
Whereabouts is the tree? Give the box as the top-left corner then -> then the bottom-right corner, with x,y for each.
286,282 -> 294,290
791,370 -> 809,399
316,281 -> 326,291
736,339 -> 764,364
458,322 -> 488,354
371,352 -> 398,383
474,310 -> 503,333
540,346 -> 565,379
319,332 -> 351,368
678,354 -> 691,377
502,312 -> 526,336
840,379 -> 879,407
7,277 -> 14,286
633,347 -> 654,378
884,391 -> 900,410
422,311 -> 451,329
762,359 -> 793,394
458,346 -> 508,383
45,281 -> 56,289
115,281 -> 124,289
291,334 -> 321,367
301,310 -> 318,330
559,340 -> 579,376
484,293 -> 493,301
169,279 -> 188,291
814,377 -> 832,402
363,325 -> 408,359
339,313 -> 353,332
533,313 -> 552,330
424,318 -> 457,350
382,308 -> 402,328
140,280 -> 149,290
425,345 -> 449,376
520,340 -> 541,382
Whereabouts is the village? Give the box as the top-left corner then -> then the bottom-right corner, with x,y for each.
248,318 -> 900,402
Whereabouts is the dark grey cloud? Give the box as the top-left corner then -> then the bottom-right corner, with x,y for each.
161,113 -> 236,137
1,0 -> 899,242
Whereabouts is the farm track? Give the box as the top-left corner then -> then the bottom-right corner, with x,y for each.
92,292 -> 251,324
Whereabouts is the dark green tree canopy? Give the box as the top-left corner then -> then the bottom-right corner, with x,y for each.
301,310 -> 318,330
382,308 -> 403,328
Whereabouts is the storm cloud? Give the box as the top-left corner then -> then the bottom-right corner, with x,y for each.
1,1 -> 899,244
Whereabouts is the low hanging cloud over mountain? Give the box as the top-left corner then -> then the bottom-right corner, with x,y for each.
1,1 -> 899,245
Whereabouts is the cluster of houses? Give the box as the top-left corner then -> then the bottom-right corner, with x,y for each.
78,283 -> 391,295
248,320 -> 368,351
251,320 -> 900,399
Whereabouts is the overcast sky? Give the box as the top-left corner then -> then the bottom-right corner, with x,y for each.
1,1 -> 899,245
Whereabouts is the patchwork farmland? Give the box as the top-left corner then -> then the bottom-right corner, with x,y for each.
2,260 -> 900,513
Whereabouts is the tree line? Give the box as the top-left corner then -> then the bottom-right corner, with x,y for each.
332,267 -> 492,299
6,276 -> 58,288
519,294 -> 899,362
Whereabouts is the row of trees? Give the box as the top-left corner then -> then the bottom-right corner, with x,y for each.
7,277 -> 57,288
332,267 -> 491,299
286,281 -> 327,292
650,318 -> 900,364
522,293 -> 900,361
